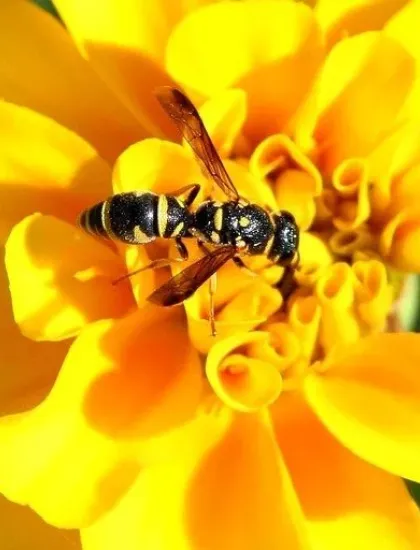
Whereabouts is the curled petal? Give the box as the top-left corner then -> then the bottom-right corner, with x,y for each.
272,393 -> 420,550
332,158 -> 371,230
0,102 -> 111,244
0,306 -> 202,527
295,32 -> 415,172
305,333 -> 420,483
380,207 -> 420,271
167,1 -> 324,142
0,0 -> 143,162
250,134 -> 322,229
5,214 -> 134,341
316,263 -> 361,353
295,232 -> 333,288
206,332 -> 283,412
353,260 -> 393,330
186,277 -> 282,355
289,296 -> 321,361
315,0 -> 410,47
82,412 -> 310,550
329,227 -> 375,257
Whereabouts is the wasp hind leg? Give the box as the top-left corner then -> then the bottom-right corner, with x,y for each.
112,239 -> 189,286
196,241 -> 218,337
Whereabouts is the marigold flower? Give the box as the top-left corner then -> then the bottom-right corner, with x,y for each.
1,1 -> 420,549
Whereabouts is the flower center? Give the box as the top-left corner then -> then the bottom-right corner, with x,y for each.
201,134 -> 399,413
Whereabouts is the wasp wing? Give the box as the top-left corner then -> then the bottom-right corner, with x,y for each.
155,86 -> 240,202
148,246 -> 236,306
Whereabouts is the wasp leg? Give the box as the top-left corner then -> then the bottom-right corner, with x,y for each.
209,273 -> 217,337
232,256 -> 257,278
175,237 -> 189,260
275,264 -> 297,301
112,257 -> 186,286
173,184 -> 201,207
196,241 -> 218,336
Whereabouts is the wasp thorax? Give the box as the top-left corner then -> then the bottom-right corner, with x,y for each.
269,211 -> 299,265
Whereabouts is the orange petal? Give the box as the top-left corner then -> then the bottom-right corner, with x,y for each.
206,332 -> 283,412
0,305 -> 202,527
305,333 -> 420,482
54,0 -> 182,141
0,0 -> 143,162
380,207 -> 420,271
273,393 -> 420,550
5,214 -> 134,341
0,101 -> 111,244
167,1 -> 324,142
295,32 -> 415,172
315,0 -> 410,47
0,495 -> 80,550
82,412 -> 310,550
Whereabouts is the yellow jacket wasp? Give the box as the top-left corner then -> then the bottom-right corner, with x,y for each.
79,87 -> 299,334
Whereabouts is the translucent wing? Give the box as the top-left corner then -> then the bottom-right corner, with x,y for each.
155,86 -> 240,201
148,246 -> 236,306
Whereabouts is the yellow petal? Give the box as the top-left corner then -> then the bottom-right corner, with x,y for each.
113,138 -> 206,196
380,208 -> 420,272
0,305 -> 202,527
186,275 -> 282,355
289,296 -> 322,361
250,133 -> 322,230
206,332 -> 283,412
0,101 -> 111,243
295,232 -> 333,288
5,214 -> 134,341
305,333 -> 420,482
315,0 -> 410,47
316,263 -> 361,353
386,1 -> 420,124
0,495 -> 80,550
353,260 -> 393,330
167,1 -> 324,142
0,0 -> 143,162
295,32 -> 415,172
273,393 -> 420,550
54,0 -> 183,141
199,89 -> 247,158
82,412 -> 310,550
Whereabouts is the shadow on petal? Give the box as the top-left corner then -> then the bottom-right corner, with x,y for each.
82,304 -> 203,439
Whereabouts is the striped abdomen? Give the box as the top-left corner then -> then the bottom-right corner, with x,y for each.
78,191 -> 191,245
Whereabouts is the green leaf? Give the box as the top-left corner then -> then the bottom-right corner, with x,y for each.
32,0 -> 59,19
406,480 -> 420,507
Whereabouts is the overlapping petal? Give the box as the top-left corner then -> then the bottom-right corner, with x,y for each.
295,32 -> 415,172
0,101 -> 111,243
82,412 -> 310,550
5,214 -> 134,341
54,0 -> 189,141
305,333 -> 420,483
315,0 -> 410,46
0,305 -> 202,527
167,0 -> 324,142
273,394 -> 420,550
0,0 -> 143,162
